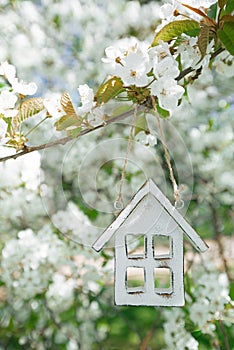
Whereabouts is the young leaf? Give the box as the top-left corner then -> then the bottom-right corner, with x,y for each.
95,77 -> 125,105
218,21 -> 234,54
156,104 -> 170,119
14,98 -> 44,127
55,114 -> 82,131
134,115 -> 149,136
220,14 -> 234,27
60,92 -> 76,116
218,0 -> 227,9
181,3 -> 216,26
198,25 -> 211,56
151,20 -> 200,47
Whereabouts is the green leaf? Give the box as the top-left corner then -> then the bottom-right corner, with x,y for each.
95,77 -> 125,105
156,104 -> 170,118
220,0 -> 234,17
134,115 -> 149,136
225,0 -> 234,14
218,21 -> 234,55
151,20 -> 200,46
207,3 -> 218,19
55,114 -> 82,131
14,98 -> 44,127
229,281 -> 234,300
66,126 -> 82,138
111,104 -> 132,118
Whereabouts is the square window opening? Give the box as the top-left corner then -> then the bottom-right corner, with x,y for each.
154,267 -> 172,293
153,235 -> 171,259
126,234 -> 146,259
126,267 -> 145,293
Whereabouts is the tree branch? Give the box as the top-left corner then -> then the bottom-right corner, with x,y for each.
0,47 -> 225,164
176,47 -> 225,81
0,107 -> 143,163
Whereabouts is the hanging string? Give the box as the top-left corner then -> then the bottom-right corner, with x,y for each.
114,104 -> 138,215
150,95 -> 184,209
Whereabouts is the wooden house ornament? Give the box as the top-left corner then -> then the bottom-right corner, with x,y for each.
92,179 -> 208,307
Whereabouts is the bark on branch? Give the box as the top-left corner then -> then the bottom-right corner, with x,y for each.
0,107 -> 142,163
0,47 -> 225,163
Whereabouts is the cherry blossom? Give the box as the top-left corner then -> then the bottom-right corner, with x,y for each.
0,90 -> 18,117
115,51 -> 151,87
150,78 -> 184,112
11,78 -> 38,96
136,131 -> 157,147
153,56 -> 180,80
102,46 -> 124,70
87,106 -> 106,127
43,94 -> 66,118
77,84 -> 95,114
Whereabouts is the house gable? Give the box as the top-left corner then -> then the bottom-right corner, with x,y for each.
92,178 -> 208,253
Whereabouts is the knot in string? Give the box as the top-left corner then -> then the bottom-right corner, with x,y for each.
173,185 -> 184,209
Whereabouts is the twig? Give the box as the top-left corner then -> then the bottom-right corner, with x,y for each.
140,322 -> 157,350
219,319 -> 230,350
0,107 -> 142,163
209,201 -> 232,283
42,299 -> 63,330
140,310 -> 162,350
24,115 -> 49,137
176,47 -> 225,81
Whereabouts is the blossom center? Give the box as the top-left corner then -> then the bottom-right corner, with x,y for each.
130,70 -> 137,77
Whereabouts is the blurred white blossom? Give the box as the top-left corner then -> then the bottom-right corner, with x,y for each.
0,118 -> 8,144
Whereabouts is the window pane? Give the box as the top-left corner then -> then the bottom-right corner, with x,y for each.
153,235 -> 171,258
154,267 -> 172,293
126,267 -> 145,293
125,234 -> 146,259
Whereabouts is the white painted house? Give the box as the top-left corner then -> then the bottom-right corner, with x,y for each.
92,179 -> 208,307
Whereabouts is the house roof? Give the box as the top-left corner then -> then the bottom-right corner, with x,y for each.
92,178 -> 208,253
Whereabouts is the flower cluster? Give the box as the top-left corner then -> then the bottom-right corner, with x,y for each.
1,227 -> 67,299
102,39 -> 184,114
189,268 -> 230,333
52,201 -> 98,246
0,61 -> 38,145
77,84 -> 106,127
163,266 -> 231,349
163,309 -> 199,350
